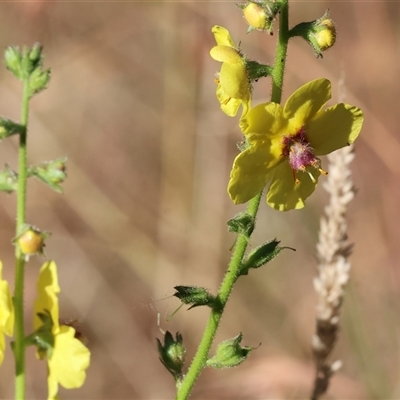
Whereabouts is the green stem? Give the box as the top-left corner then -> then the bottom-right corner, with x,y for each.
176,3 -> 290,398
13,76 -> 31,400
271,0 -> 289,104
175,192 -> 262,400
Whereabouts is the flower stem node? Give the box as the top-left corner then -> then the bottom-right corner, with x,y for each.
206,333 -> 254,369
239,1 -> 281,34
173,286 -> 216,310
157,331 -> 186,383
15,225 -> 50,257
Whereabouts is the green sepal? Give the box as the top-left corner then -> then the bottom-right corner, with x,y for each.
24,310 -> 55,359
240,239 -> 293,276
206,333 -> 254,369
173,285 -> 216,310
0,117 -> 24,140
28,157 -> 67,193
157,331 -> 186,382
246,60 -> 273,81
0,165 -> 18,193
227,212 -> 255,238
4,43 -> 51,95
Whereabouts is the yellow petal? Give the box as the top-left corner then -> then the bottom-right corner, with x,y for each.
34,261 -> 60,333
228,144 -> 275,204
241,102 -> 286,138
0,262 -> 14,337
211,25 -> 236,48
210,45 -> 242,64
266,163 -> 320,211
219,62 -> 249,100
283,79 -> 331,127
0,261 -> 14,365
308,104 -> 364,155
47,326 -> 90,400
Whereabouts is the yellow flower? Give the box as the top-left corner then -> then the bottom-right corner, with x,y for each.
210,26 -> 251,117
34,261 -> 90,400
0,261 -> 14,365
228,78 -> 364,211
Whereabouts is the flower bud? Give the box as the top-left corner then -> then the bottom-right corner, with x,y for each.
29,67 -> 51,96
313,18 -> 336,51
290,10 -> 336,58
243,2 -> 268,31
206,333 -> 254,368
4,46 -> 23,79
30,157 -> 67,193
157,331 -> 186,381
240,1 -> 280,34
16,226 -> 49,256
29,43 -> 43,65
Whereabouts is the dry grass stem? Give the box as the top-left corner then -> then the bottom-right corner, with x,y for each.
311,143 -> 355,400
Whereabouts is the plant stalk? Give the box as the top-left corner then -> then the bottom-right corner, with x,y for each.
13,76 -> 31,400
175,2 -> 289,398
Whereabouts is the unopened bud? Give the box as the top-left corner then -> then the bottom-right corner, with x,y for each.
157,331 -> 186,381
16,226 -> 49,256
240,1 -> 280,34
314,18 -> 336,51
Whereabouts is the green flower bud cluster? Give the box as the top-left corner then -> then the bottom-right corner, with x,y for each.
5,43 -> 51,97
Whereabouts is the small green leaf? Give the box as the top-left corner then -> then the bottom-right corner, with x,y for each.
240,239 -> 294,276
173,286 -> 216,309
157,331 -> 186,382
0,117 -> 24,140
206,333 -> 254,369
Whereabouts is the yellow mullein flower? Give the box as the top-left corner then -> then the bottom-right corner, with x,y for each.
0,261 -> 14,365
210,25 -> 251,117
34,261 -> 90,400
228,78 -> 364,211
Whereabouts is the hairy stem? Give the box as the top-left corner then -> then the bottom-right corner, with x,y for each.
13,76 -> 30,400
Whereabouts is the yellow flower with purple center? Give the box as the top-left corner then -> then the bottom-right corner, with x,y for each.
210,25 -> 251,117
228,78 -> 364,211
0,261 -> 14,365
34,261 -> 90,400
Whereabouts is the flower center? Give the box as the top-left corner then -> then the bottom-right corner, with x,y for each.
282,128 -> 327,184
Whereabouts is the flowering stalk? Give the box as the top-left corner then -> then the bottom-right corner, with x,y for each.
13,73 -> 31,400
175,2 -> 290,398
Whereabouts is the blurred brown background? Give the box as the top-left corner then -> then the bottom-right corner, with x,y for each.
0,1 -> 398,399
